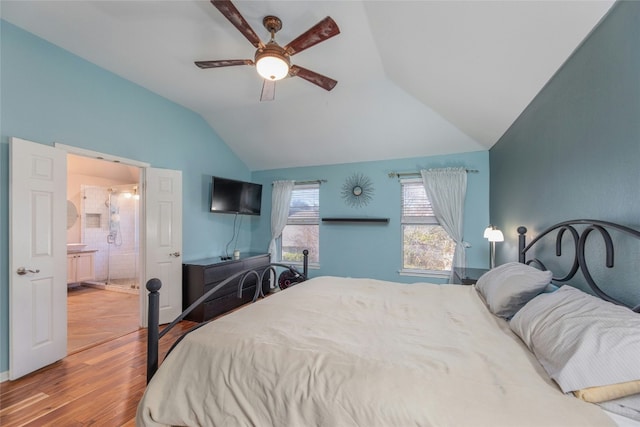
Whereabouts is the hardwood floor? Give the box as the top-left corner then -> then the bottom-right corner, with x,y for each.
67,285 -> 140,354
0,317 -> 196,426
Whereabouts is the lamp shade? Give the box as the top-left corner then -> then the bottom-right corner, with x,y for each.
256,55 -> 289,81
483,225 -> 493,239
255,42 -> 290,81
487,228 -> 504,242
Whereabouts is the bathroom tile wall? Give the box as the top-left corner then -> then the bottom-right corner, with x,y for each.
81,185 -> 139,281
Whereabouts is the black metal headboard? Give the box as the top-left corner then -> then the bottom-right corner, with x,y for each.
518,219 -> 640,313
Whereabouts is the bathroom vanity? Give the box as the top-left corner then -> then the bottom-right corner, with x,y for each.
67,246 -> 96,285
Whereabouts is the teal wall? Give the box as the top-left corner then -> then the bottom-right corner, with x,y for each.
251,151 -> 490,282
0,20 -> 490,377
0,18 -> 491,376
489,1 -> 640,306
0,21 -> 256,373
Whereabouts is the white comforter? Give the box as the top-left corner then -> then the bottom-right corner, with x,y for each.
137,276 -> 615,426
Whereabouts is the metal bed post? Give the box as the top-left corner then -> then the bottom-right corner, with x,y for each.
146,278 -> 161,383
517,226 -> 527,263
303,249 -> 309,277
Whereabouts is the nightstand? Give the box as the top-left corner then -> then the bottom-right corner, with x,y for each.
452,267 -> 489,285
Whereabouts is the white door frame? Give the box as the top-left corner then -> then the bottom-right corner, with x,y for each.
55,143 -> 150,326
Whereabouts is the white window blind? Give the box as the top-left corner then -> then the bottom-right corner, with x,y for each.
401,179 -> 437,224
287,184 -> 319,225
400,178 -> 454,275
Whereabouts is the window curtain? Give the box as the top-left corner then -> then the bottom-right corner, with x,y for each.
268,180 -> 295,259
420,167 -> 468,282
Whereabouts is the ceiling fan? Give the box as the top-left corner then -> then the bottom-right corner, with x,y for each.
196,0 -> 340,101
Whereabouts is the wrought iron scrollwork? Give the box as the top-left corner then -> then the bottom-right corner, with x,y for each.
575,225 -> 623,305
519,224 -> 580,283
518,219 -> 640,311
554,226 -> 580,283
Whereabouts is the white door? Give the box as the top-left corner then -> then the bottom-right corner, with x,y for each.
145,167 -> 182,324
9,137 -> 67,380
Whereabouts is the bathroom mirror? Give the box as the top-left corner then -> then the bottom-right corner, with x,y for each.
67,200 -> 79,229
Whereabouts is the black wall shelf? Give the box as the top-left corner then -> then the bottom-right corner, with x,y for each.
322,217 -> 389,224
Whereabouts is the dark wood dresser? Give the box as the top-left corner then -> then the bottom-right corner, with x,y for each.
182,253 -> 271,322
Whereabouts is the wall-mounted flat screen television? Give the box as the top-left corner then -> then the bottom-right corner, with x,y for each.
210,176 -> 262,215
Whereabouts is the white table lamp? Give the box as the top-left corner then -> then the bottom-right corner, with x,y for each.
484,225 -> 504,268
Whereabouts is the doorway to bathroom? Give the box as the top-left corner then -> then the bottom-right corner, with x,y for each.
66,153 -> 141,353
10,137 -> 183,379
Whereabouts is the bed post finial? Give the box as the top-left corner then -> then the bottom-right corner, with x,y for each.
146,278 -> 162,383
517,227 -> 527,264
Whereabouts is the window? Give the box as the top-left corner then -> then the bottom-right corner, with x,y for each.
281,183 -> 319,264
401,179 -> 455,276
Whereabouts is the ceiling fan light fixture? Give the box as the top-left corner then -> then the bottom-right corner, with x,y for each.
255,43 -> 290,81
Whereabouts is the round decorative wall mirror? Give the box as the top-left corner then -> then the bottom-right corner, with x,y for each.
341,173 -> 374,208
67,200 -> 79,229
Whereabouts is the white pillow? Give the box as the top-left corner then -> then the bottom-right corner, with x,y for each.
598,394 -> 640,422
510,286 -> 640,393
475,262 -> 551,319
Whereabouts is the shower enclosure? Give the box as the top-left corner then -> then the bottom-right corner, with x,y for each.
81,184 -> 140,293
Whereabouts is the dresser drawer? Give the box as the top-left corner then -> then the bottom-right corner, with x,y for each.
203,277 -> 241,300
243,255 -> 270,270
201,285 -> 259,320
203,262 -> 239,284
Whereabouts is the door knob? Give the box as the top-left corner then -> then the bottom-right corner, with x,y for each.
17,267 -> 40,275
170,252 -> 181,258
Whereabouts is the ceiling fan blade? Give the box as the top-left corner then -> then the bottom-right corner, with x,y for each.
290,65 -> 337,91
260,80 -> 276,102
211,0 -> 263,48
284,16 -> 340,56
195,59 -> 253,69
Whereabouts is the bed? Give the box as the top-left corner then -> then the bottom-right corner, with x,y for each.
137,219 -> 640,426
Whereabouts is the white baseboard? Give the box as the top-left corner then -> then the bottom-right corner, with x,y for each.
0,370 -> 9,383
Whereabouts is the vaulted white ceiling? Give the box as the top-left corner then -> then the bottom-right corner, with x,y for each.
1,1 -> 614,171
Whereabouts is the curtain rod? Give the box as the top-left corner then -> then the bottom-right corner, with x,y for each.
272,179 -> 327,186
387,169 -> 478,179
296,179 -> 327,185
